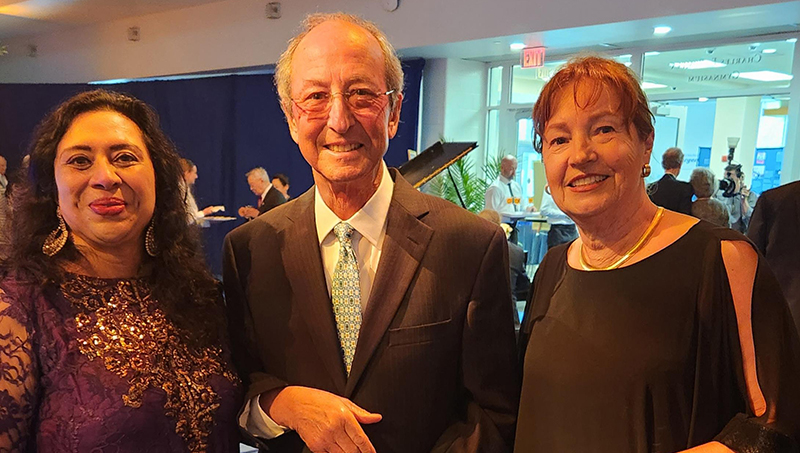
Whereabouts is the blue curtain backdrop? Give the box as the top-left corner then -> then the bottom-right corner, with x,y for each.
0,58 -> 424,275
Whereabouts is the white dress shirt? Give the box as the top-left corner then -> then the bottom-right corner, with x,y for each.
239,162 -> 394,439
539,191 -> 574,225
484,175 -> 529,219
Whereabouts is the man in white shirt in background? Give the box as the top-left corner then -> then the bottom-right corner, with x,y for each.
485,155 -> 534,219
485,155 -> 535,243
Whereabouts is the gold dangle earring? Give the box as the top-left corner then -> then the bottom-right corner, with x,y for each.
42,207 -> 69,257
641,163 -> 652,178
544,185 -> 551,195
145,219 -> 157,257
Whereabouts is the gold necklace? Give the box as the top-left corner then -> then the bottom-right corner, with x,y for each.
580,207 -> 665,271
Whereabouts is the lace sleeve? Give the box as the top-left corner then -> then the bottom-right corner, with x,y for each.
0,287 -> 38,452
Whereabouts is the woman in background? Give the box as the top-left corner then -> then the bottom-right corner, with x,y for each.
516,56 -> 799,453
180,158 -> 223,225
690,167 -> 730,227
0,90 -> 241,452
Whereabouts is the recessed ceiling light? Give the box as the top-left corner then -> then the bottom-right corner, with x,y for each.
787,38 -> 798,43
737,71 -> 793,82
762,48 -> 777,54
669,59 -> 726,70
653,26 -> 672,35
641,81 -> 667,89
698,97 -> 709,102
510,43 -> 525,51
644,51 -> 661,56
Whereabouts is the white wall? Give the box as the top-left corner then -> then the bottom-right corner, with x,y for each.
0,0 -> 788,83
419,58 -> 486,168
710,96 -> 762,180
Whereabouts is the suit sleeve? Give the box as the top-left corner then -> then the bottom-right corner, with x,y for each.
747,194 -> 770,254
680,185 -> 694,216
432,227 -> 521,453
222,233 -> 289,400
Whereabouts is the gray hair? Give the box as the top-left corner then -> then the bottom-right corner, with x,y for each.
274,13 -> 404,114
690,167 -> 716,198
246,167 -> 269,182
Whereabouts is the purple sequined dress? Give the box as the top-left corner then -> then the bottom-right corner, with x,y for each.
0,273 -> 242,452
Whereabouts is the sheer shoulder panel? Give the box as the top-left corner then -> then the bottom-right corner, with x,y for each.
0,286 -> 38,452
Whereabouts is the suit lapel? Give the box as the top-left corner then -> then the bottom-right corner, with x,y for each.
281,191 -> 348,392
345,173 -> 433,396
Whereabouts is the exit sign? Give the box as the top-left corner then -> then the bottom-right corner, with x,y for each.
521,47 -> 546,68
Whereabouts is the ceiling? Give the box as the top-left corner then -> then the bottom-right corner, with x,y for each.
0,0 -> 226,40
400,2 -> 800,63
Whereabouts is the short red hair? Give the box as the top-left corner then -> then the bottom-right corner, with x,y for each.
532,55 -> 654,152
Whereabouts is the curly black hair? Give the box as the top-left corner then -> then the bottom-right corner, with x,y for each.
7,89 -> 222,348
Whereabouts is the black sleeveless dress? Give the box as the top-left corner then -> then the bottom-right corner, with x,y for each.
516,221 -> 800,453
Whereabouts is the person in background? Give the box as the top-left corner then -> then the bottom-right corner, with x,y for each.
647,147 -> 693,214
485,155 -> 535,220
271,173 -> 291,201
539,188 -> 578,249
237,167 -> 285,219
0,155 -> 8,193
479,209 -> 530,327
716,163 -> 758,233
748,180 -> 800,334
0,89 -> 241,452
224,13 -> 519,453
516,55 -> 800,452
180,158 -> 223,225
690,167 -> 730,227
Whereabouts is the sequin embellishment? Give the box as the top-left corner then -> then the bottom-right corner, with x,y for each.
62,275 -> 238,452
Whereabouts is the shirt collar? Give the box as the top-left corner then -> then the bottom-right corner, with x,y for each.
260,183 -> 273,200
499,175 -> 512,185
315,162 -> 394,247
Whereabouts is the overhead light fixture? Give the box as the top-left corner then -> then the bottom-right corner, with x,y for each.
763,100 -> 782,110
641,81 -> 667,89
762,48 -> 777,54
669,59 -> 726,70
737,70 -> 793,82
644,51 -> 660,56
510,43 -> 525,51
787,38 -> 798,43
653,26 -> 672,35
698,97 -> 709,102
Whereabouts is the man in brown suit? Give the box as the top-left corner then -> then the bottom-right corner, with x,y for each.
223,13 -> 519,453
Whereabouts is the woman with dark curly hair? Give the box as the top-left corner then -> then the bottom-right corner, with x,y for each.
0,89 -> 242,452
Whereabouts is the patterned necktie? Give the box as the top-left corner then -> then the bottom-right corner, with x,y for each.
332,222 -> 362,375
507,183 -> 518,211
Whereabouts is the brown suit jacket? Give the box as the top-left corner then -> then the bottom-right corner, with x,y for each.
223,170 -> 520,453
